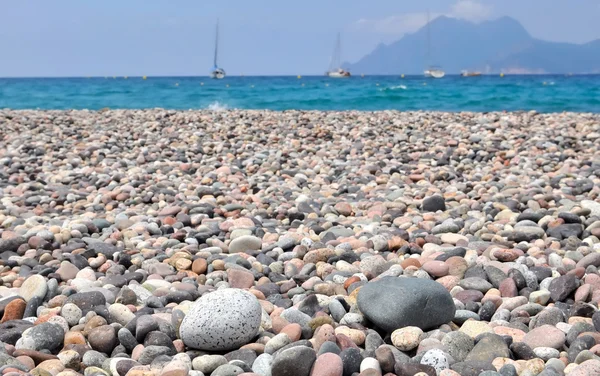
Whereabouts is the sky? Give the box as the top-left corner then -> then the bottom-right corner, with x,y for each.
1,0 -> 599,77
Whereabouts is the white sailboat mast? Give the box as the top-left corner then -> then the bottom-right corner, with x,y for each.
214,19 -> 219,68
426,10 -> 431,67
329,33 -> 342,71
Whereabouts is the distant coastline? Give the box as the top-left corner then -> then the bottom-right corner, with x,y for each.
346,16 -> 600,76
2,72 -> 600,79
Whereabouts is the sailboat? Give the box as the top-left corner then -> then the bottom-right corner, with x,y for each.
326,33 -> 351,78
461,70 -> 482,77
210,20 -> 226,79
424,11 -> 445,79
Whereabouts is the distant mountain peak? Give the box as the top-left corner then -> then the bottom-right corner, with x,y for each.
346,16 -> 598,74
488,15 -> 519,24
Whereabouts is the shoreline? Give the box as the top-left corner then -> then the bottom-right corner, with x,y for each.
2,108 -> 600,115
1,109 -> 600,376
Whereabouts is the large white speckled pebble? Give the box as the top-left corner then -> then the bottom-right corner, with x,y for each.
180,288 -> 261,351
421,348 -> 450,374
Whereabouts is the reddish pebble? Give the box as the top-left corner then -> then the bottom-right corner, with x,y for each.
64,331 -> 86,346
191,258 -> 207,274
421,261 -> 449,277
271,316 -> 291,334
227,268 -> 255,289
241,343 -> 265,354
493,249 -> 521,262
280,323 -> 302,342
1,299 -> 26,323
455,290 -> 484,303
590,344 -> 600,355
173,339 -> 185,353
163,216 -> 177,225
344,276 -> 361,290
15,356 -> 34,370
131,344 -> 144,361
336,333 -> 359,350
567,267 -> 586,279
400,258 -> 421,269
314,324 -> 336,351
310,353 -> 343,376
499,278 -> 518,298
575,284 -> 591,302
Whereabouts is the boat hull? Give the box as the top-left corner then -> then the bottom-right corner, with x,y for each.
425,70 -> 445,79
327,71 -> 351,78
210,69 -> 226,79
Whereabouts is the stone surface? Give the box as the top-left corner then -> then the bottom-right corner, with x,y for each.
229,236 -> 262,254
357,277 -> 455,332
192,355 -> 228,374
391,326 -> 424,351
422,196 -> 446,212
442,331 -> 474,363
88,325 -> 117,354
310,353 -> 343,376
16,323 -> 64,352
1,298 -> 26,323
465,334 -> 510,364
421,349 -> 450,374
180,289 -> 262,351
522,325 -> 566,349
549,274 -> 579,302
271,346 -> 316,376
19,275 -> 48,303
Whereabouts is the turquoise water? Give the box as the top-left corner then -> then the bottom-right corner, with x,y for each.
1,75 -> 599,112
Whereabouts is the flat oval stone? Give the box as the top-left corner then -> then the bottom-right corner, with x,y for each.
522,325 -> 566,349
19,275 -> 48,303
357,277 -> 455,332
180,288 -> 262,351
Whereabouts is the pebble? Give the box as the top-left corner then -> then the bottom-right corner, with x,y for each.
522,325 -> 566,349
19,275 -> 48,302
180,289 -> 262,350
192,355 -> 228,374
391,326 -> 424,351
271,346 -> 316,376
310,353 -> 343,376
1,109 -> 600,376
358,277 -> 455,331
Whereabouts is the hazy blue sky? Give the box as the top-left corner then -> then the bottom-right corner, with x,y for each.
1,0 -> 599,76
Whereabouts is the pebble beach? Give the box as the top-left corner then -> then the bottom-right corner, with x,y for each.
1,109 -> 600,376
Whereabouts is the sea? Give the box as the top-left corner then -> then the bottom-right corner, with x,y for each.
1,75 -> 599,112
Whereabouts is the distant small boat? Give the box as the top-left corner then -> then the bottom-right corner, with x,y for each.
461,70 -> 482,77
210,19 -> 226,79
425,67 -> 446,79
328,69 -> 351,78
326,33 -> 351,78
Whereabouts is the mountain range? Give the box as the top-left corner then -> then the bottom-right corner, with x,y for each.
344,16 -> 600,75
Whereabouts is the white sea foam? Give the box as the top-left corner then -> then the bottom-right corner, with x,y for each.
207,101 -> 228,111
380,85 -> 407,92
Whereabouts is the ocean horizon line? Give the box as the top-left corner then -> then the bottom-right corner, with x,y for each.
2,73 -> 600,80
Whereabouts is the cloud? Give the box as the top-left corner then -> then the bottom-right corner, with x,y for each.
450,0 -> 492,22
354,12 -> 441,36
354,0 -> 492,36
